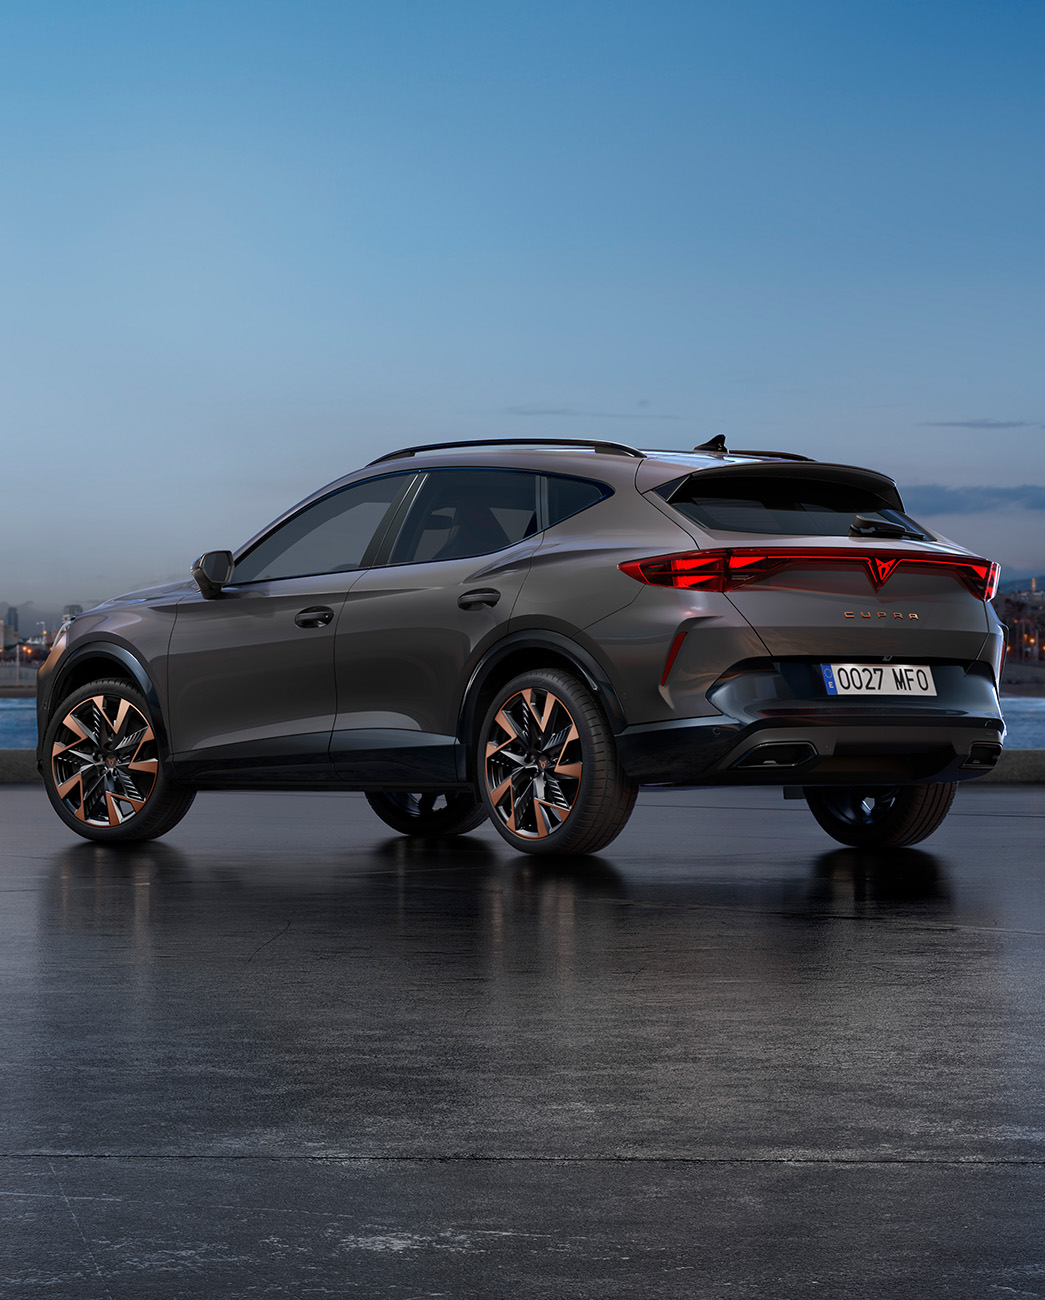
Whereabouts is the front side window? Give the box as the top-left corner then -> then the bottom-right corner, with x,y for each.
389,470 -> 539,565
234,474 -> 411,582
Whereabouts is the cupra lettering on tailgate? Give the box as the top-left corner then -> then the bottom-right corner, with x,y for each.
843,610 -> 920,619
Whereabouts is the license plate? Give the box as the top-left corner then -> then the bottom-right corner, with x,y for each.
820,663 -> 936,696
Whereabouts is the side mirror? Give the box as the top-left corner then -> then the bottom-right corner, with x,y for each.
191,550 -> 235,600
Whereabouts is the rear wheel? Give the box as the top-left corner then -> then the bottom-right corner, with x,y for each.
478,668 -> 636,855
42,679 -> 195,843
804,783 -> 957,848
364,790 -> 486,837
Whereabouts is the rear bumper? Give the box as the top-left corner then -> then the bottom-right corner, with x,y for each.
617,659 -> 1006,787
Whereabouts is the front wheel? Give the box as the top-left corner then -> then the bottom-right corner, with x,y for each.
364,790 -> 487,837
478,669 -> 637,855
804,783 -> 957,848
42,679 -> 195,843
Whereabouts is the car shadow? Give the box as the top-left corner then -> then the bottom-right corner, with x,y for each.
809,845 -> 952,904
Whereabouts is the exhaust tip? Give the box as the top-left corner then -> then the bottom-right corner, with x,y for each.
733,742 -> 818,770
961,743 -> 1002,771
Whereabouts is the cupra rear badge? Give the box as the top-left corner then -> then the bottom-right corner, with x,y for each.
844,610 -> 920,619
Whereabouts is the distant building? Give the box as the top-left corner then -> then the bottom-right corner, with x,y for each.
62,604 -> 83,620
6,606 -> 18,635
994,588 -> 1045,663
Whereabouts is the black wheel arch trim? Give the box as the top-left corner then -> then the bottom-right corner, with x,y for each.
38,641 -> 174,777
458,630 -> 627,779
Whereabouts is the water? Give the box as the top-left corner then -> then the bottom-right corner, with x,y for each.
4,694 -> 1045,750
1,699 -> 37,748
1001,697 -> 1045,749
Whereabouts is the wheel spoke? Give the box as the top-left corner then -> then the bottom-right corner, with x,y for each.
522,688 -> 556,737
535,798 -> 568,833
99,697 -> 131,740
512,774 -> 536,831
540,774 -> 573,811
115,723 -> 151,757
90,696 -> 117,742
56,772 -> 84,801
489,775 -> 514,804
64,709 -> 100,748
79,767 -> 108,821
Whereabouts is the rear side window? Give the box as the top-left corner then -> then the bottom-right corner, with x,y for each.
545,475 -> 610,527
234,474 -> 410,582
658,475 -> 931,538
389,470 -> 539,565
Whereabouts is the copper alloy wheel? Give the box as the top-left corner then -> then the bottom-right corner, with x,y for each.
50,693 -> 159,827
484,686 -> 583,840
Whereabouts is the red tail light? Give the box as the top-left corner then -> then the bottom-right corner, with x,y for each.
618,552 -> 726,590
619,549 -> 1001,600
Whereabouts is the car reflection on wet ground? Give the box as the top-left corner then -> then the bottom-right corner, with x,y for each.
1,783 -> 1044,1298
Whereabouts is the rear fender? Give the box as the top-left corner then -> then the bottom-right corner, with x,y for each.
458,632 -> 627,780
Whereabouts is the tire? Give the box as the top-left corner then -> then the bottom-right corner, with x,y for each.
42,679 -> 195,843
365,790 -> 487,837
803,782 -> 957,848
478,668 -> 637,855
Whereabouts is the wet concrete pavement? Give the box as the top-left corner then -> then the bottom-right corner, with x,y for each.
1,782 -> 1044,1297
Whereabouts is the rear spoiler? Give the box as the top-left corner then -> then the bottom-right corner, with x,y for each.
636,459 -> 905,513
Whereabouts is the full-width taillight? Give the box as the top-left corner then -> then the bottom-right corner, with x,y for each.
619,549 -> 1001,600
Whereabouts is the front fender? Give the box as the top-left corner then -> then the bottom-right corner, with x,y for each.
37,641 -> 172,774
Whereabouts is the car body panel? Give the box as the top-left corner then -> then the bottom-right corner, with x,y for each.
722,565 -> 992,660
508,480 -> 697,638
330,540 -> 538,783
165,574 -> 354,780
36,583 -> 188,765
578,587 -> 772,724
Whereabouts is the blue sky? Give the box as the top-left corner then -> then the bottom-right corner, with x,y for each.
2,0 -> 1043,614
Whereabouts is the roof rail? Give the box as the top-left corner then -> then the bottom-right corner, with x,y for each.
368,438 -> 645,465
693,436 -> 813,463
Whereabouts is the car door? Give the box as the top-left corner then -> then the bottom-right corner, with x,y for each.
330,468 -> 541,786
166,472 -> 414,782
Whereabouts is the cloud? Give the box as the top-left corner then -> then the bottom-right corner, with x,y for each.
504,404 -> 679,420
919,419 -> 1042,429
903,484 -> 1045,514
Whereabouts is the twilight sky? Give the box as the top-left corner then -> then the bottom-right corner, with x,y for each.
2,0 -> 1043,620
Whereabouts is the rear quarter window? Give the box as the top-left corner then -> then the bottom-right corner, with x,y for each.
545,475 -> 611,527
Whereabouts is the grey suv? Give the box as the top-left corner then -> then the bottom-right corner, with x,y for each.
37,437 -> 1006,854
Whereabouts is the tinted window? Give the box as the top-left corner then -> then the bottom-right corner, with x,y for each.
659,475 -> 931,538
234,474 -> 409,582
389,470 -> 538,565
546,475 -> 609,526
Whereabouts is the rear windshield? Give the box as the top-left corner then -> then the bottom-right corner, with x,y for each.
657,475 -> 932,539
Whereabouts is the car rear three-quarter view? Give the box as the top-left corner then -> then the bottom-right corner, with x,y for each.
35,437 -> 1007,855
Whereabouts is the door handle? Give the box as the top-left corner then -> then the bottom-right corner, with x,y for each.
295,606 -> 334,628
458,588 -> 501,611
